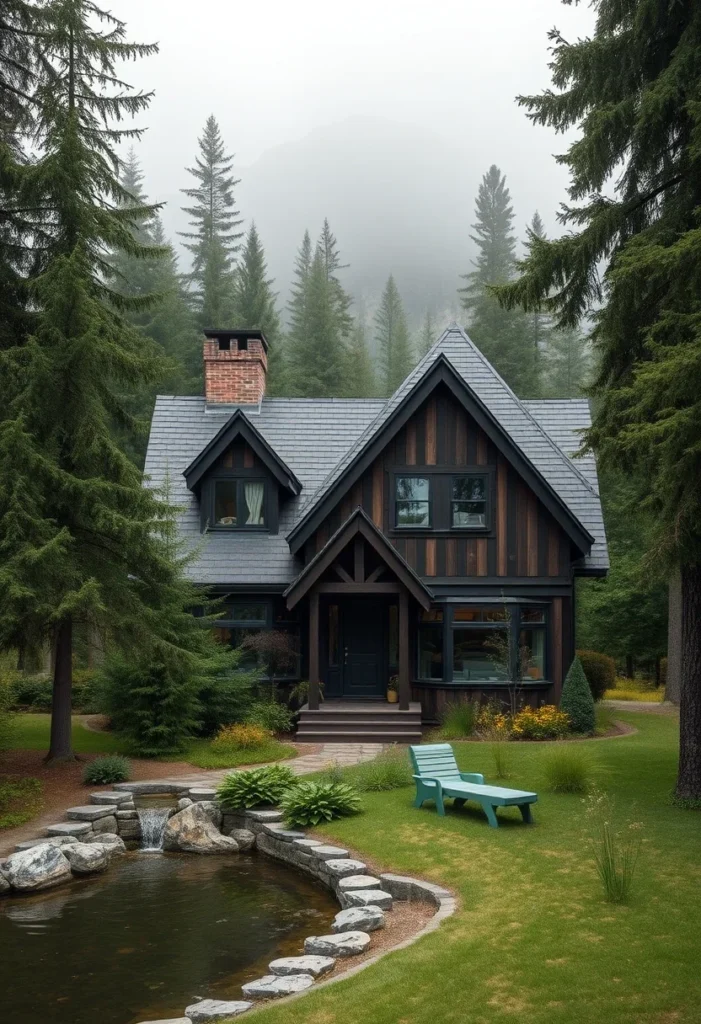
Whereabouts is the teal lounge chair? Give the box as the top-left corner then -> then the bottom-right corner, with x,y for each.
409,743 -> 537,828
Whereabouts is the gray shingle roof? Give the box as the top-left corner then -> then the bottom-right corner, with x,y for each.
144,326 -> 608,584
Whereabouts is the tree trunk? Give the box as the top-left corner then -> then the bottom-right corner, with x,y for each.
47,616 -> 75,762
666,570 -> 682,703
674,564 -> 701,803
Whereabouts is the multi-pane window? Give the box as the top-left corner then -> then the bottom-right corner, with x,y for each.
417,608 -> 443,680
213,479 -> 266,528
519,607 -> 546,679
395,476 -> 431,528
451,475 -> 487,528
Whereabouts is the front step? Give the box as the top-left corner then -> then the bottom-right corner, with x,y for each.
298,714 -> 422,727
296,700 -> 422,744
296,729 -> 421,744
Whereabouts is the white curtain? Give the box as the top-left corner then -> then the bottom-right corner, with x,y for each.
245,482 -> 265,525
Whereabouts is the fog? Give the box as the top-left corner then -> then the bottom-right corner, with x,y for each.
115,0 -> 596,317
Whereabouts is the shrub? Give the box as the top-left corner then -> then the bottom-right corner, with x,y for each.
576,650 -> 616,702
542,745 -> 598,793
586,789 -> 642,903
353,747 -> 413,791
511,705 -> 570,740
475,699 -> 510,737
439,700 -> 476,739
217,764 -> 297,810
247,700 -> 294,734
211,723 -> 269,751
561,657 -> 596,734
281,780 -> 361,828
83,755 -> 131,785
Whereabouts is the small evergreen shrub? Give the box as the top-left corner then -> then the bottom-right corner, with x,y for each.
83,755 -> 131,785
247,700 -> 294,734
281,780 -> 361,827
542,745 -> 598,793
211,723 -> 269,751
217,764 -> 297,810
439,700 -> 476,739
511,705 -> 570,740
576,650 -> 616,702
561,657 -> 596,734
353,747 -> 413,791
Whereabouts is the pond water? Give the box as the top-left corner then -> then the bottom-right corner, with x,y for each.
0,852 -> 337,1024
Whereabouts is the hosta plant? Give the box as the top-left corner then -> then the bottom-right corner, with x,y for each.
217,764 -> 297,810
281,780 -> 361,828
82,755 -> 131,786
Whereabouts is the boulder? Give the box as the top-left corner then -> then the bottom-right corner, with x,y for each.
269,955 -> 335,978
324,858 -> 367,878
184,999 -> 253,1022
62,842 -> 109,875
338,874 -> 383,892
228,828 -> 255,852
242,974 -> 315,999
332,906 -> 385,933
197,801 -> 222,829
342,889 -> 393,910
163,803 -> 239,854
177,797 -> 193,811
117,819 -> 142,841
5,844 -> 72,892
304,931 -> 371,957
92,814 -> 118,835
14,837 -> 74,852
0,867 -> 10,895
188,787 -> 217,802
66,804 -> 118,821
45,821 -> 92,838
82,833 -> 127,857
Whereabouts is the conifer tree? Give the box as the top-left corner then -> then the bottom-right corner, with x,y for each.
344,318 -> 376,398
180,115 -> 242,328
527,211 -> 549,357
544,327 -> 592,398
317,218 -> 353,339
286,247 -> 346,397
287,228 -> 313,347
375,275 -> 414,395
494,0 -> 701,801
0,1 -> 214,761
233,222 -> 284,394
459,165 -> 537,395
418,308 -> 437,357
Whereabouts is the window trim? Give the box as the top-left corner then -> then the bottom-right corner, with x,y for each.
390,466 -> 494,536
393,474 -> 433,530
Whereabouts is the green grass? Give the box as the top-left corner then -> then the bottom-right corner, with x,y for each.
604,688 -> 664,702
251,712 -> 701,1024
166,737 -> 296,769
0,777 -> 43,829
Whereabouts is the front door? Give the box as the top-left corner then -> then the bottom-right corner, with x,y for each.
341,599 -> 386,698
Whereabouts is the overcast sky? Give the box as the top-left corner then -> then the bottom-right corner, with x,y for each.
113,0 -> 596,313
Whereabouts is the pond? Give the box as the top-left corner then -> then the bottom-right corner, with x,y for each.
1,851 -> 337,1024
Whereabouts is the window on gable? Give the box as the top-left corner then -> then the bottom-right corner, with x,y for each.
395,476 -> 431,528
451,475 -> 487,528
213,479 -> 266,528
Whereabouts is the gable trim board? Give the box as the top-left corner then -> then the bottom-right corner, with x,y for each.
287,354 -> 594,560
183,407 -> 302,496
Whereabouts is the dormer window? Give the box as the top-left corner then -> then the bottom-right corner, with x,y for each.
212,478 -> 266,529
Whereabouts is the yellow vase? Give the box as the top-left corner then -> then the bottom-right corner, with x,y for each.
387,688 -> 398,704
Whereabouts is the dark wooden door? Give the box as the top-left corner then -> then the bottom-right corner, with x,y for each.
341,599 -> 386,698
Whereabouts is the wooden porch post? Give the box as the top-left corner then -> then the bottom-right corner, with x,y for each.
398,589 -> 410,711
308,589 -> 320,711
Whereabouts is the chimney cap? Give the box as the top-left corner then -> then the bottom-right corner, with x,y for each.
203,328 -> 269,353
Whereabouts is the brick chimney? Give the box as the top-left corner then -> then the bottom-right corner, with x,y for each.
203,329 -> 268,406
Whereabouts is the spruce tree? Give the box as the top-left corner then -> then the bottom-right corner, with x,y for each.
459,165 -> 537,396
233,222 -> 284,394
317,218 -> 353,340
494,1 -> 701,801
180,115 -> 242,328
287,246 -> 346,397
418,308 -> 437,357
560,657 -> 596,734
527,211 -> 549,357
375,275 -> 414,395
0,1 -> 211,761
544,326 -> 592,398
344,318 -> 376,398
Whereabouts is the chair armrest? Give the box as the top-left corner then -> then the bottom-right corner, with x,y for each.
413,774 -> 443,792
460,772 -> 485,784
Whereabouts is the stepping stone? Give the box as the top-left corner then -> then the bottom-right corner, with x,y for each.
342,889 -> 393,911
90,791 -> 133,805
260,824 -> 306,841
242,974 -> 315,999
65,805 -> 117,821
310,845 -> 349,860
292,838 -> 323,849
324,858 -> 367,878
46,822 -> 92,838
115,782 -> 186,795
304,931 -> 371,957
338,874 -> 383,892
332,906 -> 385,933
188,787 -> 217,801
14,837 -> 73,851
245,809 -> 283,823
269,955 -> 335,978
185,1000 -> 253,1022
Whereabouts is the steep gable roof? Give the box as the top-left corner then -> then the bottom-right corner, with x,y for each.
288,325 -> 607,572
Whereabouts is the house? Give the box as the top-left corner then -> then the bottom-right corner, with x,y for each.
144,324 -> 608,743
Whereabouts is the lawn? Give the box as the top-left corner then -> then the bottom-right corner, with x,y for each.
254,712 -> 701,1024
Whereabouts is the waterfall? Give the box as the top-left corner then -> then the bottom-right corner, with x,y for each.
138,807 -> 170,853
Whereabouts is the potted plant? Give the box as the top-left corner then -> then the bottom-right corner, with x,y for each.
387,674 -> 399,703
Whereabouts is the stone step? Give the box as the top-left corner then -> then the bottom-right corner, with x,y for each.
45,822 -> 92,838
295,729 -> 421,744
338,874 -> 383,892
66,805 -> 117,821
332,905 -> 385,933
342,888 -> 393,910
268,955 -> 335,978
304,931 -> 371,957
184,1000 -> 253,1022
308,845 -> 349,860
298,712 -> 422,724
188,787 -> 217,801
323,858 -> 367,877
241,974 -> 315,999
90,791 -> 133,806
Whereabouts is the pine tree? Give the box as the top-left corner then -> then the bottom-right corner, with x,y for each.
459,165 -> 537,396
375,275 -> 414,395
317,218 -> 353,339
544,326 -> 592,398
528,211 -> 549,358
180,115 -> 242,328
0,1 -> 209,761
418,308 -> 437,357
287,228 -> 313,346
494,1 -> 701,801
233,223 -> 284,394
560,656 -> 595,734
344,318 -> 376,398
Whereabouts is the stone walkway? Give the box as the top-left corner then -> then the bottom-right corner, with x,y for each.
137,742 -> 385,789
603,699 -> 678,715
